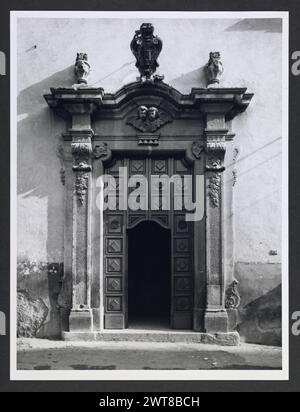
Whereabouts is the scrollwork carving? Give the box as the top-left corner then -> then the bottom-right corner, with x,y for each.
191,141 -> 204,159
225,280 -> 241,309
93,143 -> 108,159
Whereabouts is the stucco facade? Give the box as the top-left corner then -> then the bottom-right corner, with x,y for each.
16,17 -> 283,344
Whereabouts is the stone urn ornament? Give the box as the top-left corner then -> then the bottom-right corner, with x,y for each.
205,52 -> 224,87
74,52 -> 90,86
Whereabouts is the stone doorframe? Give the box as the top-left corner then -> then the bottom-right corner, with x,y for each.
45,81 -> 253,339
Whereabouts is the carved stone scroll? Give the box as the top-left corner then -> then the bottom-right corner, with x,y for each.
191,141 -> 204,159
225,280 -> 241,309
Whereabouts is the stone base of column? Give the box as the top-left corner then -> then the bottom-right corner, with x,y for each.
193,308 -> 205,332
69,309 -> 93,332
227,308 -> 241,332
204,309 -> 229,333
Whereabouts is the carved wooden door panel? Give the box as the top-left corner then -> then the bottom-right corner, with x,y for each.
103,158 -> 127,329
171,159 -> 194,330
103,156 -> 194,329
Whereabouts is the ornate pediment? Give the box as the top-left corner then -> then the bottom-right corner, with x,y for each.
126,105 -> 172,133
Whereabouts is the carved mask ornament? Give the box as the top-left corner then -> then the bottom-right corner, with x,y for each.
127,105 -> 172,133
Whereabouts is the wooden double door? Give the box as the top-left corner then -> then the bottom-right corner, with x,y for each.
103,156 -> 195,330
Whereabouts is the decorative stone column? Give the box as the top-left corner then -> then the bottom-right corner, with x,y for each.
69,127 -> 94,331
190,141 -> 206,332
44,80 -> 104,334
204,114 -> 229,333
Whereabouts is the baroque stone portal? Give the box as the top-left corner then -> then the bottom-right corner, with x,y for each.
44,23 -> 253,344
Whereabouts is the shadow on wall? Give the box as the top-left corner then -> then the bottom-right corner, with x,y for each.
238,285 -> 282,347
225,19 -> 282,33
234,262 -> 282,346
17,67 -> 75,339
169,66 -> 207,92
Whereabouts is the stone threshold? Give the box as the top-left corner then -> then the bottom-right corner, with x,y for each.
62,331 -> 240,346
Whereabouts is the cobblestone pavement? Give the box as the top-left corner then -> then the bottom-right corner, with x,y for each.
17,339 -> 282,370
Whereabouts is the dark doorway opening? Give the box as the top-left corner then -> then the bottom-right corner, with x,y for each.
128,221 -> 171,329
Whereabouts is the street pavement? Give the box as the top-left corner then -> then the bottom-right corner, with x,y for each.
17,338 -> 282,370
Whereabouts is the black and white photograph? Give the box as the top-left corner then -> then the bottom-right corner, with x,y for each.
10,10 -> 288,381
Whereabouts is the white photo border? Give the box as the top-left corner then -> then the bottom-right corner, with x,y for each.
10,10 -> 289,381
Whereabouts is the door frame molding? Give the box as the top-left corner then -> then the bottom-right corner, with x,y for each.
44,81 -> 253,336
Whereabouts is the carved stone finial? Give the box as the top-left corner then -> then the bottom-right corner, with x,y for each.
225,280 -> 241,309
74,53 -> 90,85
205,52 -> 224,87
130,23 -> 164,82
127,105 -> 171,133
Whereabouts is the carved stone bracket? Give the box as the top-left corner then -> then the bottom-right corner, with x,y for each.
205,134 -> 227,208
93,142 -> 108,159
206,141 -> 226,172
93,142 -> 112,166
71,140 -> 93,172
191,141 -> 204,159
225,280 -> 241,309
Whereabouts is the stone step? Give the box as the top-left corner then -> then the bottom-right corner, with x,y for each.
62,331 -> 240,346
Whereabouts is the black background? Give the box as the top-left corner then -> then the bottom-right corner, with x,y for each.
0,0 -> 298,393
